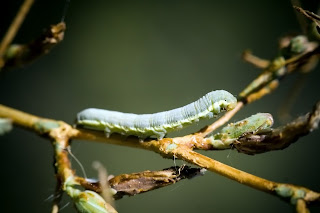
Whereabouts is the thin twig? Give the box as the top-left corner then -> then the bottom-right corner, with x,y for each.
51,180 -> 62,213
285,46 -> 320,67
296,199 -> 310,213
294,6 -> 320,28
242,50 -> 270,68
92,161 -> 114,206
198,101 -> 244,137
51,205 -> 58,213
0,104 -> 48,130
0,0 -> 34,67
3,22 -> 66,70
245,80 -> 279,104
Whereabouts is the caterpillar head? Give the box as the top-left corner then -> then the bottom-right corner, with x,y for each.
225,100 -> 237,111
207,90 -> 237,112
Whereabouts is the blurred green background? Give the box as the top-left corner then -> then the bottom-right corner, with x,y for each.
1,0 -> 320,212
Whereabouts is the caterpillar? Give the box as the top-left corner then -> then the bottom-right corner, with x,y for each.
208,113 -> 274,149
76,90 -> 237,140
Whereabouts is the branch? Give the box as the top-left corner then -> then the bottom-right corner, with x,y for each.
198,34 -> 320,137
2,104 -> 319,209
51,180 -> 62,213
296,199 -> 310,213
242,49 -> 270,68
0,104 -> 115,212
147,143 -> 320,205
92,161 -> 114,206
2,22 -> 66,70
235,101 -> 320,155
1,7 -> 320,211
0,0 -> 34,68
294,6 -> 320,32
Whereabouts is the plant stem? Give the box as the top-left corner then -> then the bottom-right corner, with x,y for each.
0,0 -> 34,67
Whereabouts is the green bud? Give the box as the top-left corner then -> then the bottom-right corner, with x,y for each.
0,118 -> 12,135
67,187 -> 117,213
4,44 -> 23,60
275,185 -> 293,198
289,36 -> 308,54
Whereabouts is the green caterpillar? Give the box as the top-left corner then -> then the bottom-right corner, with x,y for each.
76,90 -> 237,140
208,113 -> 274,149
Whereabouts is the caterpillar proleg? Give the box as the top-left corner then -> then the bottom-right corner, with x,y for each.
76,90 -> 237,140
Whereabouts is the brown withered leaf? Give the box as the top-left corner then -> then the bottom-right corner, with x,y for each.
108,165 -> 205,199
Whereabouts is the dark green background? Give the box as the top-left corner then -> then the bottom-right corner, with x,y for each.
1,0 -> 320,212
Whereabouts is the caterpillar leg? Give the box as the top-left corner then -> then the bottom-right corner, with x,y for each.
138,136 -> 147,142
104,127 -> 111,138
213,102 -> 221,113
205,112 -> 214,119
154,131 -> 166,140
176,124 -> 184,129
